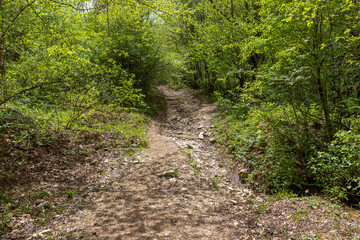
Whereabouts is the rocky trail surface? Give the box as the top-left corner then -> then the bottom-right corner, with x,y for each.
19,86 -> 360,240
75,85 -> 248,239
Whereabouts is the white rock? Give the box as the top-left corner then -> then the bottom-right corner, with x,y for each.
198,132 -> 204,139
241,188 -> 253,196
40,229 -> 51,234
36,202 -> 46,208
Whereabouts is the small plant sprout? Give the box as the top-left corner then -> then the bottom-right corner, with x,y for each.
23,202 -> 31,213
257,201 -> 267,215
1,214 -> 11,231
186,159 -> 199,168
210,175 -> 223,191
276,189 -> 294,198
174,168 -> 180,178
292,207 -> 309,221
65,190 -> 76,198
183,148 -> 194,156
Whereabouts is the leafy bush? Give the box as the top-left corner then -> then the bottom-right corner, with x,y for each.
310,130 -> 360,201
214,97 -> 320,192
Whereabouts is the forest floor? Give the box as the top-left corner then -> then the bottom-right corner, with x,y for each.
2,85 -> 360,239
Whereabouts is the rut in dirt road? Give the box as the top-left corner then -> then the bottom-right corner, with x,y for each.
83,85 -> 249,239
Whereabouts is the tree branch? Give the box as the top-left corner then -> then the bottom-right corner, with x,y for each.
0,71 -> 69,106
0,82 -> 42,106
0,0 -> 37,41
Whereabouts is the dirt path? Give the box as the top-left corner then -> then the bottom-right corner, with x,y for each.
26,85 -> 360,240
74,85 -> 245,239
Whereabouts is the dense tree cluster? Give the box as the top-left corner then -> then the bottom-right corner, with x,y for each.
0,0 -> 172,110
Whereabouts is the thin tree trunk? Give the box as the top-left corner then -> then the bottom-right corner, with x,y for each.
313,7 -> 333,141
106,0 -> 110,36
0,0 -> 5,77
0,0 -> 5,104
316,65 -> 332,140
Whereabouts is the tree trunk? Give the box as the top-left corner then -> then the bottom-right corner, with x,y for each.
0,39 -> 4,77
315,65 -> 332,140
313,7 -> 333,141
106,0 -> 110,36
0,0 -> 5,104
0,0 -> 5,77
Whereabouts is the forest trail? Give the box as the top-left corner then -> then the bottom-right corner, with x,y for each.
75,85 -> 247,239
26,85 -> 360,240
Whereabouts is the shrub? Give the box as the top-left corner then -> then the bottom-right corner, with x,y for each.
310,130 -> 360,201
214,98 -> 323,192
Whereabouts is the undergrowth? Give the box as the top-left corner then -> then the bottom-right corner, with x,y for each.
0,103 -> 148,235
1,103 -> 148,148
213,95 -> 360,205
